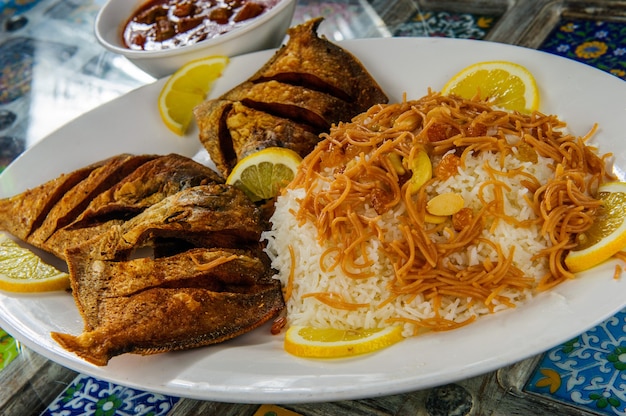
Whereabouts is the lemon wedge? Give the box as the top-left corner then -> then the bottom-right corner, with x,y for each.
565,181 -> 626,273
284,325 -> 404,358
441,60 -> 540,113
0,233 -> 70,293
226,147 -> 302,202
158,55 -> 229,136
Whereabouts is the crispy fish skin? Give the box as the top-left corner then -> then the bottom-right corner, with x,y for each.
44,221 -> 125,260
227,101 -> 321,160
43,154 -> 225,260
74,153 -> 224,223
91,183 -> 263,259
194,17 -> 388,177
51,284 -> 284,366
194,100 -> 236,178
249,17 -> 388,109
67,247 -> 271,330
0,157 -> 113,240
225,80 -> 357,130
28,154 -> 157,248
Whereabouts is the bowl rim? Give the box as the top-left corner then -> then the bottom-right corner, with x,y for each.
94,0 -> 296,59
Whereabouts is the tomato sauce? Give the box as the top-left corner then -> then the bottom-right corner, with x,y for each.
122,0 -> 280,51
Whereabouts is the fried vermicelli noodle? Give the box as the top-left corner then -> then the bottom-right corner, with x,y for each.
263,91 -> 613,335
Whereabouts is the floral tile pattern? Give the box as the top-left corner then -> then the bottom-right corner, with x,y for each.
392,10 -> 499,39
0,327 -> 19,371
42,373 -> 180,416
525,307 -> 626,415
539,18 -> 626,81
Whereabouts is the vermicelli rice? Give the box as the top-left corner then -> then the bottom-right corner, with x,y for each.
263,91 -> 612,337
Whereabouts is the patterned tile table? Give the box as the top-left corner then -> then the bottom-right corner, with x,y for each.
541,17 -> 626,80
526,309 -> 626,415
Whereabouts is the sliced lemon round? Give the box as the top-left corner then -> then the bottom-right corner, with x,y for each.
441,61 -> 540,113
226,147 -> 302,202
565,181 -> 626,273
158,55 -> 229,136
284,325 -> 404,358
0,233 -> 70,293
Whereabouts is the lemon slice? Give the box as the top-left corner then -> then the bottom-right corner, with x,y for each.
0,233 -> 70,292
158,55 -> 229,136
284,325 -> 404,358
441,61 -> 540,113
565,181 -> 626,273
226,147 -> 302,202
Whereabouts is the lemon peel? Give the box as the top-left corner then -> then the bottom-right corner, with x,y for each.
284,325 -> 404,358
0,233 -> 70,293
158,55 -> 229,135
565,181 -> 626,273
226,147 -> 302,202
441,60 -> 540,113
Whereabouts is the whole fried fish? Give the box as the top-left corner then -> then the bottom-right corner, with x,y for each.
0,154 -> 226,260
51,284 -> 283,366
195,17 -> 388,177
0,153 -> 284,365
51,247 -> 282,366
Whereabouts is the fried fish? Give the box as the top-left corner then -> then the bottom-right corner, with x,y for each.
43,154 -> 224,259
28,154 -> 157,249
51,246 -> 282,366
74,153 -> 224,224
194,17 -> 388,177
64,184 -> 264,262
249,17 -> 388,108
0,153 -> 284,365
0,156 -> 118,241
51,283 -> 283,366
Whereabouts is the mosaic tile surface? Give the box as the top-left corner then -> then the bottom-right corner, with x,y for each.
526,307 -> 626,415
540,18 -> 626,81
0,0 -> 43,17
392,10 -> 499,39
42,373 -> 180,416
0,327 -> 19,370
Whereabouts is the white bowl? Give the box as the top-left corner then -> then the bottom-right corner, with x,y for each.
95,0 -> 297,78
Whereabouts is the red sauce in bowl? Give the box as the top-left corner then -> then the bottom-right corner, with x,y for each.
122,0 -> 280,51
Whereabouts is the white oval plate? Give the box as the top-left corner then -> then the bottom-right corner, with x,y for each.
1,37 -> 626,404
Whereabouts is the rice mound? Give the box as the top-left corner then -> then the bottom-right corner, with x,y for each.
263,149 -> 554,337
262,89 -> 610,337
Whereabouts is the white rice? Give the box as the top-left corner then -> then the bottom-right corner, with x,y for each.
263,139 -> 556,338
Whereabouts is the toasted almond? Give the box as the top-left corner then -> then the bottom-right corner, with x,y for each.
426,193 -> 465,216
